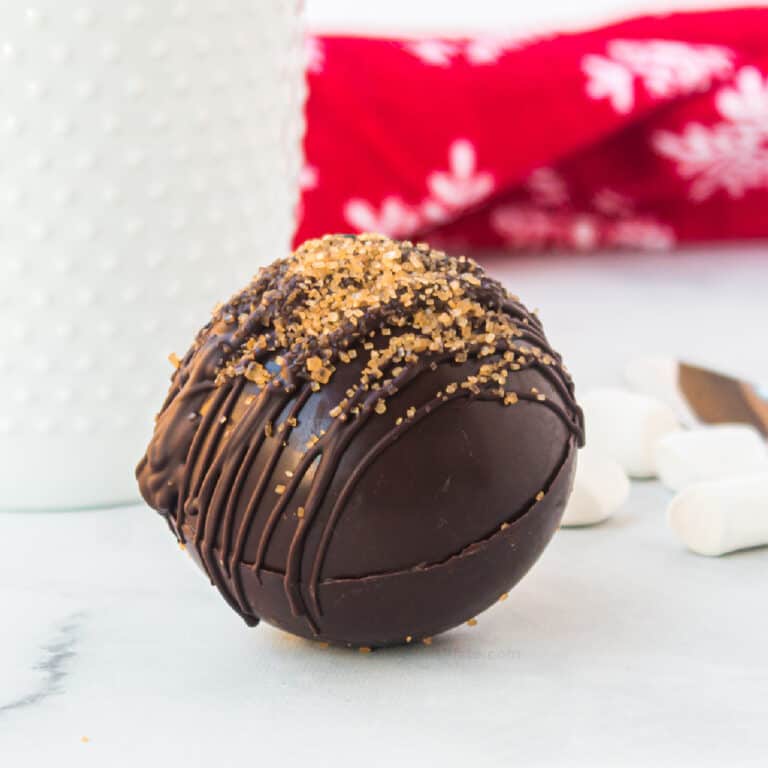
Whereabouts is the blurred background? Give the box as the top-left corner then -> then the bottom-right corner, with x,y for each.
307,0 -> 755,33
305,0 -> 763,35
299,3 -> 768,383
1,3 -> 767,765
2,0 -> 767,509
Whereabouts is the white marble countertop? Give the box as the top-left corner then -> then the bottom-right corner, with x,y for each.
2,245 -> 768,766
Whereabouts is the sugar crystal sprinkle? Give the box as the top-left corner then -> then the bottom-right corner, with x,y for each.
138,234 -> 586,651
209,234 -> 572,430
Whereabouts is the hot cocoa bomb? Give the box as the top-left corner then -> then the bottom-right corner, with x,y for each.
137,234 -> 584,648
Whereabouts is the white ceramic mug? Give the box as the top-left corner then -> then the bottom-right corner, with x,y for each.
0,2 -> 306,509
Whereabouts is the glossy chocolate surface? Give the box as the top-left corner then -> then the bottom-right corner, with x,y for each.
137,235 -> 583,647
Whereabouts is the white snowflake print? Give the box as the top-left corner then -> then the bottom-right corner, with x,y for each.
716,64 -> 768,125
526,167 -> 569,208
404,39 -> 459,67
299,164 -> 318,192
464,35 -> 530,65
343,139 -> 493,236
305,36 -> 325,74
420,198 -> 451,226
610,40 -> 734,98
426,139 -> 494,210
489,205 -> 572,250
653,66 -> 768,200
490,204 -> 675,252
592,188 -> 634,217
343,197 -> 422,238
493,164 -> 676,251
583,39 -> 734,114
608,219 -> 676,250
583,54 -> 635,113
490,205 -> 601,251
404,36 -> 526,67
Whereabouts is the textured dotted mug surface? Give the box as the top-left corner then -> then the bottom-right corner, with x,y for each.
0,2 -> 306,509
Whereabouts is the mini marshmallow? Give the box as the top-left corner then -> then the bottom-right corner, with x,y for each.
561,448 -> 630,527
623,356 -> 697,426
667,473 -> 768,556
580,388 -> 680,478
654,424 -> 768,492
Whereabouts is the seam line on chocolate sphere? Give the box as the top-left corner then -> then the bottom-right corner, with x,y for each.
206,434 -> 575,590
137,235 -> 584,636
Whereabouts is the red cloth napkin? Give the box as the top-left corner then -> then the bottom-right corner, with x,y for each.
296,8 -> 768,252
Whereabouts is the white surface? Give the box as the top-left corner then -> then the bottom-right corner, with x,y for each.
306,0 -> 765,35
1,487 -> 767,766
580,388 -> 680,478
668,473 -> 768,556
2,245 -> 768,766
486,245 -> 768,390
656,425 -> 768,492
0,2 -> 305,509
561,447 -> 630,526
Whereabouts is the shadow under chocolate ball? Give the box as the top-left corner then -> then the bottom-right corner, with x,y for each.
137,235 -> 583,648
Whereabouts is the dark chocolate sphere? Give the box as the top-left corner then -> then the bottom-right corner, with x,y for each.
137,235 -> 583,648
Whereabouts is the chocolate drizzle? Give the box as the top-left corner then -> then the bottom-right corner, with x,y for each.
137,234 -> 584,639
